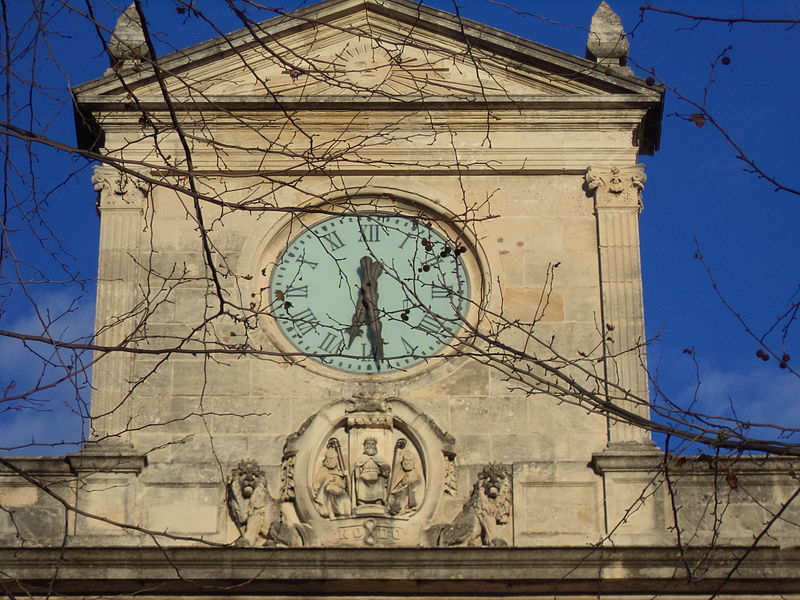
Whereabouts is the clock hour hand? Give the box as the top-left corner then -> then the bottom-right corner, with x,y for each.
359,256 -> 385,360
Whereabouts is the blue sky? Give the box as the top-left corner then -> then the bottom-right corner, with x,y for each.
1,1 -> 798,454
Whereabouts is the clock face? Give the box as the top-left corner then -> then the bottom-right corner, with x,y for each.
269,213 -> 470,374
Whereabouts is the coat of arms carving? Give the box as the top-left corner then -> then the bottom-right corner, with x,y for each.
280,395 -> 454,546
227,395 -> 513,547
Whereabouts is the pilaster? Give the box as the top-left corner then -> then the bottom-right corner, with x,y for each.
89,165 -> 149,445
586,165 -> 651,445
67,447 -> 147,540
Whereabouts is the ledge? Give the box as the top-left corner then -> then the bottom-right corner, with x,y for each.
75,93 -> 662,113
0,447 -> 147,478
591,449 -> 800,475
0,457 -> 73,476
2,546 -> 799,595
67,446 -> 147,474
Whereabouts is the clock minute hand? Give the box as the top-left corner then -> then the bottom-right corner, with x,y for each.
359,256 -> 385,361
345,256 -> 381,350
345,299 -> 365,349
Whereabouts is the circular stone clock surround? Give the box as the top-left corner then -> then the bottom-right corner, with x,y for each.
253,195 -> 485,381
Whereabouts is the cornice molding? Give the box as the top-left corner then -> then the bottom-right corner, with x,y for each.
77,93 -> 661,113
592,450 -> 800,475
2,546 -> 799,595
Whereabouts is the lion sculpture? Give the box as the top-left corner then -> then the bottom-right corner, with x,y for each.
427,463 -> 512,547
227,459 -> 306,547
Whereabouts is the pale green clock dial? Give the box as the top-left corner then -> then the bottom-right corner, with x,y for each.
269,213 -> 470,374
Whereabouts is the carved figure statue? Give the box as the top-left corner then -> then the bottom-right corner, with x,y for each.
388,439 -> 423,515
313,438 -> 351,518
227,459 -> 304,547
353,437 -> 390,506
426,463 -> 512,547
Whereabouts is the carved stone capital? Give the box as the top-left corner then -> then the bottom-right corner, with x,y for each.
586,165 -> 646,212
92,165 -> 150,210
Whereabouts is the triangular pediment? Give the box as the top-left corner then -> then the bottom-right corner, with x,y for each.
75,0 -> 658,102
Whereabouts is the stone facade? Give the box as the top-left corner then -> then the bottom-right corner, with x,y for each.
2,0 -> 799,596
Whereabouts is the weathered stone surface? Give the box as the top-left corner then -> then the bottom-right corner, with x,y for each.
586,2 -> 633,75
0,1 -> 795,596
107,3 -> 150,67
3,546 -> 800,596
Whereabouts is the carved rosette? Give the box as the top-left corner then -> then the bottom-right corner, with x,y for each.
585,165 -> 646,212
280,395 -> 455,547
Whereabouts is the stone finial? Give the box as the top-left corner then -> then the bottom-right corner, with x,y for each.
586,2 -> 632,75
107,3 -> 150,70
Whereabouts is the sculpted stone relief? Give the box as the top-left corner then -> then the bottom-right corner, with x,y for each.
226,459 -> 309,547
312,433 -> 426,521
279,454 -> 295,502
226,395 -> 513,547
353,436 -> 391,510
426,463 -> 513,547
286,395 -> 439,547
313,438 -> 351,518
388,439 -> 424,516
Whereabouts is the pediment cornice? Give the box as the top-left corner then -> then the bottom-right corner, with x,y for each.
74,0 -> 661,100
73,0 -> 663,154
